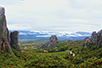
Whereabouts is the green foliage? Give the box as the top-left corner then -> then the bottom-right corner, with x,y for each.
12,44 -> 16,48
48,48 -> 56,52
1,40 -> 102,67
0,51 -> 26,68
10,31 -> 18,35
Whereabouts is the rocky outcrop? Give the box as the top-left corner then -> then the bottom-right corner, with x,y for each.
10,31 -> 21,53
91,30 -> 102,48
91,31 -> 98,45
81,37 -> 91,48
82,30 -> 102,48
41,35 -> 59,48
0,6 -> 15,56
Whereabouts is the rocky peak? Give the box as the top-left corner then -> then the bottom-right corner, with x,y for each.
0,6 -> 15,56
49,35 -> 58,42
84,37 -> 90,41
10,31 -> 21,53
0,6 -> 22,56
97,30 -> 102,39
91,29 -> 102,48
0,7 -> 5,18
81,37 -> 91,48
91,31 -> 98,45
41,35 -> 59,48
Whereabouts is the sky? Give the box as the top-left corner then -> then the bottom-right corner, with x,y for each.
0,0 -> 102,32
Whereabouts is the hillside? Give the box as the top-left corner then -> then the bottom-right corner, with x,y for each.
1,3 -> 102,68
1,40 -> 102,68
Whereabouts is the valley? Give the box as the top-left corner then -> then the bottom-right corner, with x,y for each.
0,1 -> 102,67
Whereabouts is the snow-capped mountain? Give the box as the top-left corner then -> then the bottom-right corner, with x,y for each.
9,30 -> 91,40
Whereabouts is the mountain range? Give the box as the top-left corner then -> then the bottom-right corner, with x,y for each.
9,30 -> 91,41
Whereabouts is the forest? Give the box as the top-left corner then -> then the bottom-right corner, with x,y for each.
0,3 -> 102,68
0,40 -> 102,68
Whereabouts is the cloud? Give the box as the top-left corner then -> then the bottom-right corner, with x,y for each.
0,0 -> 102,32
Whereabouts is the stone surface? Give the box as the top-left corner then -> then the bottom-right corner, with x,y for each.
10,31 -> 21,53
0,6 -> 15,56
0,7 -> 5,18
91,31 -> 98,45
91,30 -> 102,48
41,35 -> 59,48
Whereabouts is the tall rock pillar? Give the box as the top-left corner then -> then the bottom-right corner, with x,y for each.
0,6 -> 15,56
10,31 -> 21,53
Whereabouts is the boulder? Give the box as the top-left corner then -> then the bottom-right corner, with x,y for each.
0,6 -> 15,56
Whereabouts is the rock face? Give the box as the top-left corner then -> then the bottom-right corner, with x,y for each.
10,31 -> 21,53
41,35 -> 59,48
0,7 -> 5,18
91,31 -> 98,45
0,6 -> 15,56
82,30 -> 102,48
91,30 -> 102,48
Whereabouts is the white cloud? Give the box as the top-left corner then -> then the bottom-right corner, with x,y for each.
0,0 -> 102,32
7,24 -> 32,30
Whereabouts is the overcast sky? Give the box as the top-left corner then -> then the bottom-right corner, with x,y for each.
0,0 -> 102,32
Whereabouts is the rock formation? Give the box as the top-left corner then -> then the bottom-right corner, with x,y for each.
91,31 -> 98,45
10,31 -> 21,53
0,6 -> 15,56
81,37 -> 91,48
41,35 -> 59,48
82,30 -> 102,48
91,30 -> 102,48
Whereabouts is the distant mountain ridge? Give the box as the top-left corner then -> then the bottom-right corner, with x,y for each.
9,30 -> 91,41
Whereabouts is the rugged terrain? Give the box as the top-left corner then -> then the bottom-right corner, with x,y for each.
1,6 -> 102,68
